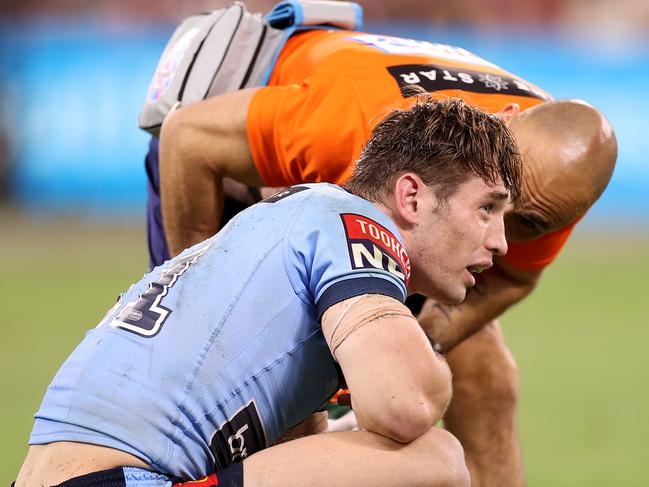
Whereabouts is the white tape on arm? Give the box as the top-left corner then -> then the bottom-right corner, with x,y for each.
322,294 -> 417,360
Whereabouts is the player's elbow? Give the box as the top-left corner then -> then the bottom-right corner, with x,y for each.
385,405 -> 440,444
359,361 -> 453,444
361,398 -> 447,444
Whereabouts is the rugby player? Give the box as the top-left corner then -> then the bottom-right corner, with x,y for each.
150,30 -> 617,485
16,98 -> 519,486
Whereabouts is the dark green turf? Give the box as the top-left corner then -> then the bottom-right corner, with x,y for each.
2,213 -> 647,486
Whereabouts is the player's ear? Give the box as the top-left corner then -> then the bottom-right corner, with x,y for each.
392,172 -> 423,225
495,103 -> 520,125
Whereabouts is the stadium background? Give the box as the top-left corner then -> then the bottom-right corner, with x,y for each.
1,0 -> 647,484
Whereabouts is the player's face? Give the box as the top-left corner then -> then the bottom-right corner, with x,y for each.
411,175 -> 510,304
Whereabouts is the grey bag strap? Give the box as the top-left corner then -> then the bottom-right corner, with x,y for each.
138,1 -> 363,136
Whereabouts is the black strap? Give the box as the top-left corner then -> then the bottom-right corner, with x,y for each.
216,462 -> 244,487
54,468 -> 126,487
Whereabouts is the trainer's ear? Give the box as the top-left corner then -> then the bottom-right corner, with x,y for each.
495,103 -> 520,125
393,173 -> 424,225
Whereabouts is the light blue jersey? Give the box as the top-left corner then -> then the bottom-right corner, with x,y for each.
30,184 -> 410,480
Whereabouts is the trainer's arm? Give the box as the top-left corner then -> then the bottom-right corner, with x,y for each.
417,258 -> 541,351
158,89 -> 265,257
322,294 -> 452,443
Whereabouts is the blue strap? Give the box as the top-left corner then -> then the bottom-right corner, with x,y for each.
266,0 -> 305,29
261,1 -> 364,85
266,1 -> 363,31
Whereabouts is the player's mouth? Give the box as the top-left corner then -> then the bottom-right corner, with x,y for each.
464,262 -> 492,286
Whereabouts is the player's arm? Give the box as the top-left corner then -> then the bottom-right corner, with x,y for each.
417,258 -> 541,351
158,88 -> 265,257
321,294 -> 452,443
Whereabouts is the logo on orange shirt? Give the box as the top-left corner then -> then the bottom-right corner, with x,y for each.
387,64 -> 550,100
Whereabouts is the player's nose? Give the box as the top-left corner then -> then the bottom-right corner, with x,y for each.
486,216 -> 508,256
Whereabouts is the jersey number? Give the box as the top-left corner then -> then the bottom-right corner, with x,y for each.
110,243 -> 211,337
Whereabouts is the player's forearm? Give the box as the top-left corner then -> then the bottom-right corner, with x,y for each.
159,112 -> 224,257
418,267 -> 540,351
324,296 -> 453,444
353,351 -> 452,444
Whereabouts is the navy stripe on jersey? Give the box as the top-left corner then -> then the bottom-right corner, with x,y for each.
316,277 -> 404,320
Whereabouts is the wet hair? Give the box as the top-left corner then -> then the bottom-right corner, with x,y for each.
345,96 -> 522,205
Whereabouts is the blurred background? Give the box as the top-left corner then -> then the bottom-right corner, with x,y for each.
1,0 -> 647,485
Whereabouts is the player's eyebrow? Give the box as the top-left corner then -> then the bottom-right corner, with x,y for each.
487,190 -> 510,201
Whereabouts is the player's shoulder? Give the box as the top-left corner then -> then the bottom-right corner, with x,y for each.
263,183 -> 404,247
262,183 -> 368,213
285,183 -> 395,227
285,183 -> 410,283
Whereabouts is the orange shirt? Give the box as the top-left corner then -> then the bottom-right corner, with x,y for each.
246,29 -> 574,271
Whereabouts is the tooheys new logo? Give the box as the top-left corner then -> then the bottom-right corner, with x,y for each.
341,214 -> 411,285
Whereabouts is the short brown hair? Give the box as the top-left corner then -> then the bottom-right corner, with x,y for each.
345,97 -> 521,204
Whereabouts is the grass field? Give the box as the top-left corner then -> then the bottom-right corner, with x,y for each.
1,210 -> 648,486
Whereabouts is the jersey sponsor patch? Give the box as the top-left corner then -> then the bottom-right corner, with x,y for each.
340,213 -> 410,285
210,400 -> 267,471
387,63 -> 550,101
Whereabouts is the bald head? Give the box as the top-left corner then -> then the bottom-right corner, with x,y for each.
505,99 -> 617,241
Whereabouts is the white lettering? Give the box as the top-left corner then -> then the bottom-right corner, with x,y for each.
386,256 -> 405,280
355,218 -> 368,234
228,424 -> 249,461
390,236 -> 400,256
348,217 -> 410,282
458,72 -> 474,84
352,242 -> 384,270
442,70 -> 458,81
379,230 -> 392,248
512,80 -> 530,91
419,69 -> 437,81
400,72 -> 421,84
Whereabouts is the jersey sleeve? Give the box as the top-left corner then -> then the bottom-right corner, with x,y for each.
285,193 -> 410,319
501,217 -> 581,272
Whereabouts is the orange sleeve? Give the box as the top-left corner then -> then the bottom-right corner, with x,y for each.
502,217 -> 582,271
246,71 -> 369,187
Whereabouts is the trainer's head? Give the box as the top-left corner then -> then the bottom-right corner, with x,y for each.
346,97 -> 522,302
504,99 -> 617,241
